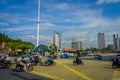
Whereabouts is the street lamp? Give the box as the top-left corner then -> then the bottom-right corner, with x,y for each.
36,0 -> 40,47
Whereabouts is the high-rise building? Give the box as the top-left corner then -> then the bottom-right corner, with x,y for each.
113,34 -> 120,51
53,32 -> 61,50
98,32 -> 105,49
71,41 -> 82,50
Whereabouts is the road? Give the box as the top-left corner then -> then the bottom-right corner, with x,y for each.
0,68 -> 52,80
27,53 -> 120,80
31,59 -> 119,80
80,53 -> 117,61
0,53 -> 119,80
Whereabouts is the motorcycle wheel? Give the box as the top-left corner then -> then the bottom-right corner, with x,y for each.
15,66 -> 24,72
52,62 -> 56,66
27,65 -> 33,71
39,61 -> 44,66
112,62 -> 116,69
73,61 -> 77,65
81,61 -> 84,65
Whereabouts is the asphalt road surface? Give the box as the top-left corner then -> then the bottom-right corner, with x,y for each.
0,68 -> 52,80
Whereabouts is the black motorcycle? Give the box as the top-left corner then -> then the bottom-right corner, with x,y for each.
112,59 -> 120,68
0,59 -> 12,68
30,56 -> 41,66
73,60 -> 84,65
26,62 -> 34,71
43,60 -> 56,66
15,62 -> 33,72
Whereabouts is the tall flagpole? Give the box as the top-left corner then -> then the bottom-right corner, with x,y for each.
36,0 -> 40,47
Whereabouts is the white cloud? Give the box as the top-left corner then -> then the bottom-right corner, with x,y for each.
0,13 -> 19,24
56,3 -> 69,10
97,0 -> 120,4
0,22 -> 9,26
21,35 -> 36,41
40,22 -> 56,34
41,2 -> 71,12
39,3 -> 120,48
55,9 -> 120,48
1,25 -> 37,39
1,26 -> 36,32
22,34 -> 53,46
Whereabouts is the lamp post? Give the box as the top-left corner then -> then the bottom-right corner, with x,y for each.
36,0 -> 40,47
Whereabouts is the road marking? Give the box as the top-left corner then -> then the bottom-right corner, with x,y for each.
111,68 -> 120,80
30,71 -> 64,80
55,60 -> 92,80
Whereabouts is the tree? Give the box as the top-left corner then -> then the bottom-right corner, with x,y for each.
0,32 -> 35,55
100,47 -> 113,53
5,37 -> 33,52
49,44 -> 57,55
92,48 -> 99,52
80,48 -> 84,51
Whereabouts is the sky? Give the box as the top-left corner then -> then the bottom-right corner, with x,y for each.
0,0 -> 120,48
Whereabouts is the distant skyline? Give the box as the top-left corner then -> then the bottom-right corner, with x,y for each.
0,0 -> 120,48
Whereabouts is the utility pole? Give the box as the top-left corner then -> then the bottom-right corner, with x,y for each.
36,0 -> 40,47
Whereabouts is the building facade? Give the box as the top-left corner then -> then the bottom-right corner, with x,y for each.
98,32 -> 105,49
71,41 -> 82,50
53,32 -> 61,50
113,34 -> 120,51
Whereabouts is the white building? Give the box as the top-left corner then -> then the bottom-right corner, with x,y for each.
53,32 -> 61,50
98,32 -> 105,49
71,41 -> 82,50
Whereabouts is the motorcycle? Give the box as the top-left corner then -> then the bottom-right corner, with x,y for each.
112,59 -> 120,68
73,60 -> 84,65
30,56 -> 41,66
0,59 -> 12,68
15,62 -> 33,72
26,62 -> 34,71
42,60 -> 56,66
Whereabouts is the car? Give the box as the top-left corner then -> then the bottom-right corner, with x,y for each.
94,55 -> 102,60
